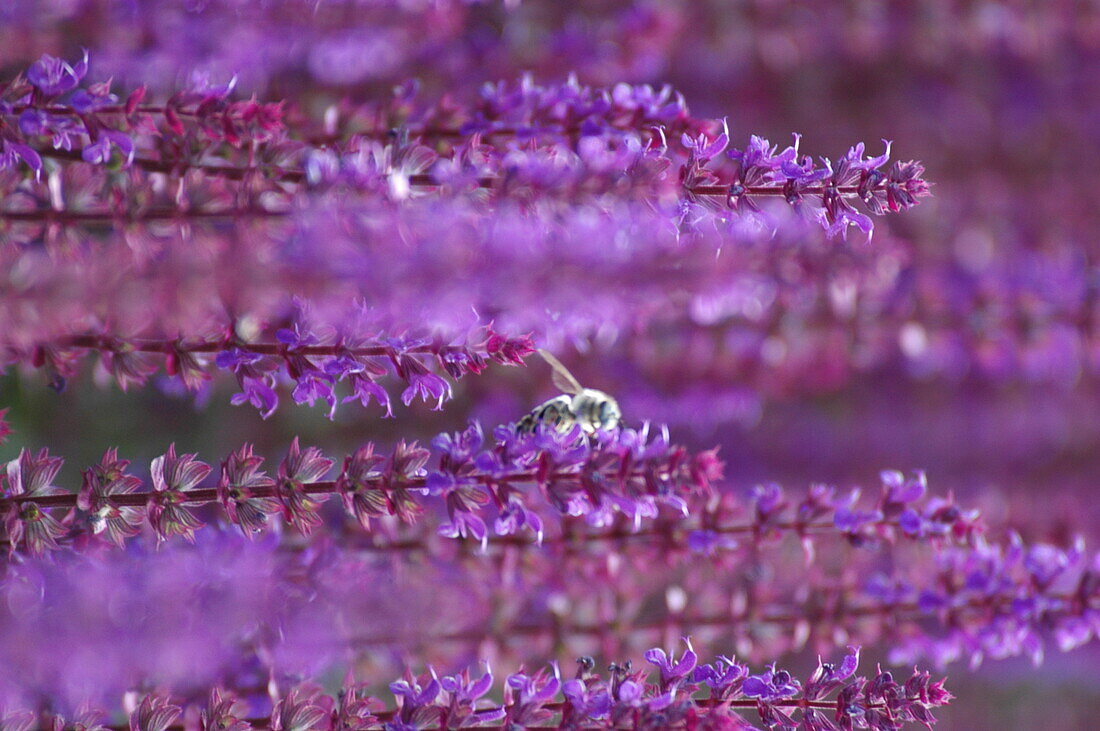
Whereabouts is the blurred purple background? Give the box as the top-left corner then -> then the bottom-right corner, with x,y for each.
2,1 -> 1098,726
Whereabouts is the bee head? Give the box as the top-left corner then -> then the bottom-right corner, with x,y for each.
597,397 -> 622,429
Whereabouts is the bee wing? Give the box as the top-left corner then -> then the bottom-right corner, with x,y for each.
538,349 -> 585,395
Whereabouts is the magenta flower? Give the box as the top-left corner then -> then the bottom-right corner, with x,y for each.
336,444 -> 390,531
217,444 -> 279,535
276,438 -> 333,534
77,448 -> 143,547
200,688 -> 251,731
128,694 -> 180,731
2,448 -> 65,555
270,685 -> 330,731
147,444 -> 211,544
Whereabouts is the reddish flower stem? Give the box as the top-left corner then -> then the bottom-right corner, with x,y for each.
16,143 -> 869,198
0,180 -> 867,225
9,103 -> 203,117
33,146 -> 307,183
54,335 -> 495,357
0,206 -> 289,223
94,696 -> 884,731
342,592 -> 1089,651
17,142 -> 872,198
2,470 -> 684,509
2,470 -> 910,556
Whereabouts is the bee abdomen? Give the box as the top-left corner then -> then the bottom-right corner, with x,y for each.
517,395 -> 575,435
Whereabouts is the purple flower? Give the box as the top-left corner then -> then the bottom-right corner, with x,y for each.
882,470 -> 928,505
741,664 -> 802,701
230,376 -> 279,419
26,51 -> 88,96
440,663 -> 494,703
82,129 -> 136,167
644,638 -> 698,691
291,370 -> 338,419
276,325 -> 319,350
0,140 -> 43,178
393,352 -> 453,410
216,348 -> 263,371
70,86 -> 119,113
562,679 -> 612,721
833,489 -> 884,536
439,663 -> 505,726
687,529 -> 738,555
843,140 -> 892,172
693,656 -> 747,695
681,119 -> 729,162
493,497 -> 544,543
432,421 -> 484,463
803,646 -> 861,701
389,672 -> 442,730
344,374 -> 393,417
751,482 -> 788,524
401,371 -> 452,411
323,352 -> 365,379
438,510 -> 488,548
505,668 -> 561,727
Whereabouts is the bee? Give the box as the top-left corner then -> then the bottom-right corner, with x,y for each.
516,350 -> 622,435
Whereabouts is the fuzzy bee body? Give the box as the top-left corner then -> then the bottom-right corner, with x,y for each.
516,394 -> 574,435
517,352 -> 622,435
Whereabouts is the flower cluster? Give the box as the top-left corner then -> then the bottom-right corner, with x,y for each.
0,52 -> 935,423
0,191 -> 906,421
1,53 -> 927,237
0,644 -> 950,730
1,50 -> 284,177
884,535 -> 1100,668
0,421 -> 721,555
